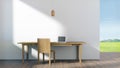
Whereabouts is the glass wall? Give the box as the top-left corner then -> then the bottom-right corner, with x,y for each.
100,0 -> 120,52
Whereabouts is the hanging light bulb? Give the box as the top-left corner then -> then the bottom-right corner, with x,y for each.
51,9 -> 55,16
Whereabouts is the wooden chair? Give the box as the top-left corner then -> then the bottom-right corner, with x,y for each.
37,38 -> 55,66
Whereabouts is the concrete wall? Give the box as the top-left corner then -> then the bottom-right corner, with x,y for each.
0,0 -> 100,60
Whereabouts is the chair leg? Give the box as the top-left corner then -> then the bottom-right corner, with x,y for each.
49,53 -> 51,67
43,53 -> 45,62
38,52 -> 40,63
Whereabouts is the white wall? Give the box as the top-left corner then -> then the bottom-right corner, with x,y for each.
0,0 -> 100,59
0,0 -> 22,59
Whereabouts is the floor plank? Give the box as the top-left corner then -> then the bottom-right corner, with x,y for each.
0,52 -> 120,68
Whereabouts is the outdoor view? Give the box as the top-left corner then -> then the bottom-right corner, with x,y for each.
100,0 -> 120,52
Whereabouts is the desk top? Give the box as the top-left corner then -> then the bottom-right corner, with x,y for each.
18,41 -> 85,46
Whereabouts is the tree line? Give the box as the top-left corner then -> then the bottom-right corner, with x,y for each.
101,39 -> 120,42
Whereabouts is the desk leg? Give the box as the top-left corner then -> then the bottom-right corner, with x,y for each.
26,45 -> 29,60
76,46 -> 79,59
79,45 -> 82,63
22,45 -> 24,64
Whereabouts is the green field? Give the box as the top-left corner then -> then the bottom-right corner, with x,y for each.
100,42 -> 120,52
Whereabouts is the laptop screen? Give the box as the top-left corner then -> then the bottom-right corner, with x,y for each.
58,36 -> 66,42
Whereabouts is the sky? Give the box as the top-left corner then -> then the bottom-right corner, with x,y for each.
100,0 -> 120,40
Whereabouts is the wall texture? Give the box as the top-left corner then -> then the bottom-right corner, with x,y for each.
0,0 -> 100,59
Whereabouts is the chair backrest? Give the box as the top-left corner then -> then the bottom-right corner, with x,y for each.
37,38 -> 51,53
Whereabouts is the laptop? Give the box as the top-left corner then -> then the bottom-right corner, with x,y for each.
58,36 -> 66,42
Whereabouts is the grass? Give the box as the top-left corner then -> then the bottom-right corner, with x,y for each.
100,42 -> 120,52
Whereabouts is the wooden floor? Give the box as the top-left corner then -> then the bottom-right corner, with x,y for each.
0,52 -> 120,68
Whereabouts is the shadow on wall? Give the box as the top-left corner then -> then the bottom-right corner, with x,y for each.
20,0 -> 99,41
20,0 -> 68,37
20,0 -> 69,26
20,0 -> 68,24
20,0 -> 53,17
13,0 -> 99,60
19,0 -> 86,42
13,0 -> 68,59
14,0 -> 67,42
0,0 -> 24,59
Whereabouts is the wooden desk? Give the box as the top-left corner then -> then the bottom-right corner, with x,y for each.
18,42 -> 85,63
